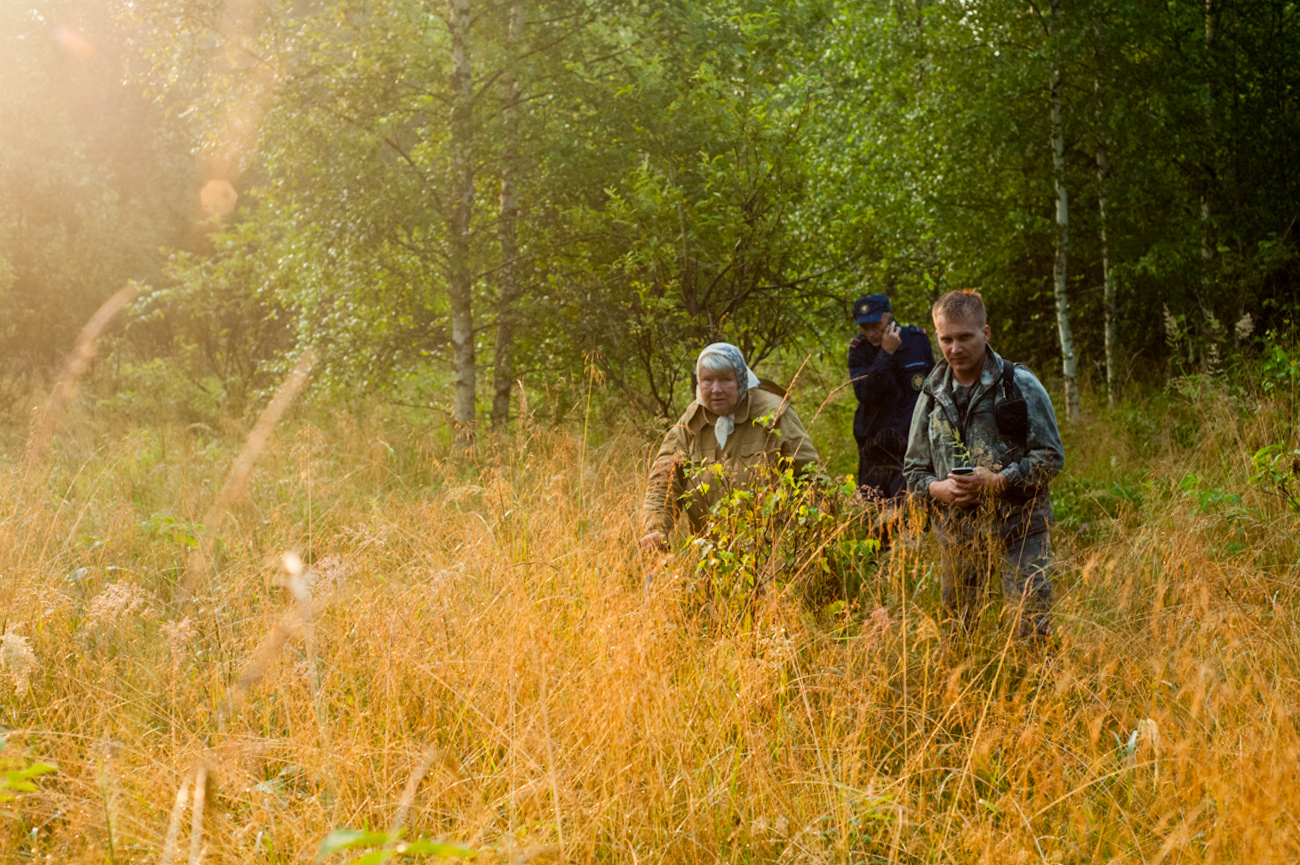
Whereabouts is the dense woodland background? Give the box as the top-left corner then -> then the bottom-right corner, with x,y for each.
2,0 -> 1297,435
5,3 -> 1300,861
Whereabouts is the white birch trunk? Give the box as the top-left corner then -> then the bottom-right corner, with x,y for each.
1095,73 -> 1118,407
491,2 -> 524,434
448,0 -> 476,449
1050,0 -> 1080,422
1200,0 -> 1215,298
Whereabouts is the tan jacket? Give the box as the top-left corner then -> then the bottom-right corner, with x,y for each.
643,387 -> 824,536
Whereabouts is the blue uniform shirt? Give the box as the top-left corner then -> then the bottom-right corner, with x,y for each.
848,324 -> 935,445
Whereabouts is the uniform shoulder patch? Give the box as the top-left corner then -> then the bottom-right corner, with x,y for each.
911,372 -> 925,392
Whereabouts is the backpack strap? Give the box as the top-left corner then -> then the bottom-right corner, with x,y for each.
1001,360 -> 1018,397
995,360 -> 1030,444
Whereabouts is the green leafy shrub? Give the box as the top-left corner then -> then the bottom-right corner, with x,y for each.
1250,442 -> 1300,513
1259,330 -> 1300,398
1052,472 -> 1146,534
684,464 -> 877,617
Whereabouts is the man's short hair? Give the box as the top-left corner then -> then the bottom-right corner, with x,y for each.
932,289 -> 987,327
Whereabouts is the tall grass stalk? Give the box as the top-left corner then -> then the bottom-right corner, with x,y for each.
181,348 -> 318,599
158,775 -> 191,865
22,283 -> 139,479
188,764 -> 208,865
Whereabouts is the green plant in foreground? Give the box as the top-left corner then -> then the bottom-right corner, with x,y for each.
686,462 -> 871,618
934,418 -> 973,467
0,736 -> 57,809
315,828 -> 475,864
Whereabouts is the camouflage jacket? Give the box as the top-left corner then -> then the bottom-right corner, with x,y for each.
903,347 -> 1064,538
643,387 -> 823,537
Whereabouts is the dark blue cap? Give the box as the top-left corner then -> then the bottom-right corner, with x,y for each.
853,294 -> 891,324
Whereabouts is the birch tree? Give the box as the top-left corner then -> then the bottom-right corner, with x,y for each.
1048,0 -> 1080,422
448,0 -> 477,447
1094,68 -> 1117,406
490,2 -> 524,433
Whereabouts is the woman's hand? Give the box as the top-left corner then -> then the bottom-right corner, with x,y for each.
640,531 -> 669,553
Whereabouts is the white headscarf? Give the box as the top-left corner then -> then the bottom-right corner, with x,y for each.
695,342 -> 761,450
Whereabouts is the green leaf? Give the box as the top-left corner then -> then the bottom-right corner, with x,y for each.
316,829 -> 393,861
399,839 -> 476,857
2,761 -> 58,794
348,852 -> 395,865
8,762 -> 56,781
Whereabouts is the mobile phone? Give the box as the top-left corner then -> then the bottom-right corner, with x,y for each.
950,466 -> 975,476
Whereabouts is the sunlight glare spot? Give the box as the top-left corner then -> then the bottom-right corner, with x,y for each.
200,179 -> 238,217
54,26 -> 97,59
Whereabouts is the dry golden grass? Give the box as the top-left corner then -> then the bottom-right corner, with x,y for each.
0,378 -> 1298,864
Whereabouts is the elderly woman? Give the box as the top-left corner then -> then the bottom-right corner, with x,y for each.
641,343 -> 825,551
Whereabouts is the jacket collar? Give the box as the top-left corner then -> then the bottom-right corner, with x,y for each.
922,346 -> 1005,426
684,392 -> 754,434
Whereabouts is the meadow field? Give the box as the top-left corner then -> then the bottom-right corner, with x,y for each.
1,370 -> 1298,864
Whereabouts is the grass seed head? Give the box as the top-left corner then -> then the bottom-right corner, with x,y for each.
1,631 -> 38,696
84,582 -> 151,631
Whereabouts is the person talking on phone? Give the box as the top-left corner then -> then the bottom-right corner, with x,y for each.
848,294 -> 934,499
902,290 -> 1064,643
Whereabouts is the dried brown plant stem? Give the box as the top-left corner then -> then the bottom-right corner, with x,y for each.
386,746 -> 441,850
223,592 -> 325,720
283,555 -> 338,808
533,625 -> 566,858
187,764 -> 207,865
97,737 -> 122,865
213,562 -> 338,833
771,352 -> 812,425
22,282 -> 140,481
180,348 -> 318,599
158,775 -> 191,865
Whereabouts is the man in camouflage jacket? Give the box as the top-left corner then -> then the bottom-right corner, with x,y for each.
903,290 -> 1064,639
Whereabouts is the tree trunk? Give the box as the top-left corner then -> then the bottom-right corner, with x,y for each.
1095,73 -> 1118,407
1200,0 -> 1215,300
448,0 -> 476,449
1049,0 -> 1080,422
491,2 -> 524,434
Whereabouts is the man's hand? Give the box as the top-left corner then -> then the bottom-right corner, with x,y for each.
640,531 -> 669,553
881,321 -> 903,354
930,467 -> 1007,505
927,477 -> 963,504
967,466 -> 1008,494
